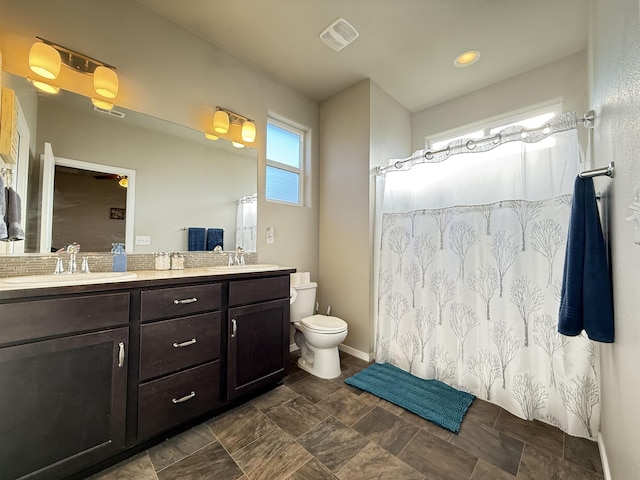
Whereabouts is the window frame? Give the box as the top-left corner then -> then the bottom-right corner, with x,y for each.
266,117 -> 305,206
426,102 -> 563,151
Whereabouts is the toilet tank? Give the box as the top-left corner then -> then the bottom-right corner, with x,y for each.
290,281 -> 317,323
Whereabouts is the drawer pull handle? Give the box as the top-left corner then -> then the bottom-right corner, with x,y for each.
118,342 -> 125,368
173,297 -> 198,305
231,318 -> 237,338
172,391 -> 196,404
173,338 -> 197,348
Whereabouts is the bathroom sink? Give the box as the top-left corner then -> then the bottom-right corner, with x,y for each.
209,264 -> 280,273
0,271 -> 138,287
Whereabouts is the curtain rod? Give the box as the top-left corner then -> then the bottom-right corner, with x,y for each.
377,110 -> 595,176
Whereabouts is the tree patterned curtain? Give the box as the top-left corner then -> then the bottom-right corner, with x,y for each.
375,113 -> 600,439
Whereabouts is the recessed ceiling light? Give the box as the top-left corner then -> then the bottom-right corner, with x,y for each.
454,50 -> 480,67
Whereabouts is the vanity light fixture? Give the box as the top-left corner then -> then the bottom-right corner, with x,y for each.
204,132 -> 219,141
28,37 -> 119,102
93,65 -> 119,98
231,141 -> 246,149
454,50 -> 480,67
28,42 -> 61,79
241,120 -> 256,143
30,79 -> 60,94
118,177 -> 128,188
92,98 -> 114,110
213,107 -> 256,143
213,109 -> 230,134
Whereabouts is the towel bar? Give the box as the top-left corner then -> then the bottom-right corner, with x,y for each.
579,162 -> 614,179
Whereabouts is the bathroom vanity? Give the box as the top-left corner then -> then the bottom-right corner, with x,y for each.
0,267 -> 293,480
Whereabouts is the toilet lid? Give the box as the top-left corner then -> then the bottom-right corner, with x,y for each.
300,314 -> 347,333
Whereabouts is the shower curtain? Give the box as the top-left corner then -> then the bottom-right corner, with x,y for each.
235,194 -> 257,252
375,113 -> 600,439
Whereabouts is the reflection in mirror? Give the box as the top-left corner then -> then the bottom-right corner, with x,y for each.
2,72 -> 258,254
53,165 -> 127,251
41,149 -> 136,253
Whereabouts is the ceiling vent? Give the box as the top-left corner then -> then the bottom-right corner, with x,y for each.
319,18 -> 359,52
93,106 -> 126,118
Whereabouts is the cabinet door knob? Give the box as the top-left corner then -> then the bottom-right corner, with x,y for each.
172,338 -> 197,348
173,297 -> 198,305
118,342 -> 125,368
172,391 -> 196,404
231,318 -> 237,338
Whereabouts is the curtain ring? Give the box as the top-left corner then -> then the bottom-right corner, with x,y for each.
466,140 -> 476,150
424,151 -> 433,160
542,124 -> 551,135
493,134 -> 501,144
394,161 -> 403,169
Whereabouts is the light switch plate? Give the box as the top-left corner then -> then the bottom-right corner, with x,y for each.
135,235 -> 151,245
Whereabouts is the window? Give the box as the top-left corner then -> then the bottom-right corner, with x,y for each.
427,104 -> 561,151
266,119 -> 304,205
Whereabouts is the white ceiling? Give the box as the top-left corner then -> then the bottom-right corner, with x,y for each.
137,0 -> 588,113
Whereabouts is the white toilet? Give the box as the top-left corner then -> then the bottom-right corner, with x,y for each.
290,275 -> 348,379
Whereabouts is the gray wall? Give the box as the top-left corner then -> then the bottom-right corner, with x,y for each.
318,79 -> 412,357
590,0 -> 640,477
319,80 -> 372,355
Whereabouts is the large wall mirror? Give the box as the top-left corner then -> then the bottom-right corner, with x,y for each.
2,72 -> 258,255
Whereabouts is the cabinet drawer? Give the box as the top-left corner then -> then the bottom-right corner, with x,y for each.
140,283 -> 221,322
228,276 -> 290,307
137,360 -> 220,440
139,312 -> 221,381
0,292 -> 130,346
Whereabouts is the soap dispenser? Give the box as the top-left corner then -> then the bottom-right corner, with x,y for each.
111,243 -> 127,272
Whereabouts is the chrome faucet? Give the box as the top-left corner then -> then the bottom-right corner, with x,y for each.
54,242 -> 81,274
67,243 -> 80,274
234,246 -> 245,266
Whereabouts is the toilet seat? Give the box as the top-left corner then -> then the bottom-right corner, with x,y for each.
300,314 -> 347,334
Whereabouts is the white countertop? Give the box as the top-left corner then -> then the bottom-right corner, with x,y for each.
0,265 -> 295,291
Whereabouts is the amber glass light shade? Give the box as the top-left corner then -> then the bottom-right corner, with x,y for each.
94,66 -> 119,98
214,110 -> 230,134
29,42 -> 61,79
241,120 -> 256,143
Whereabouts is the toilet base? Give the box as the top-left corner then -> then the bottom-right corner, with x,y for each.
296,345 -> 342,379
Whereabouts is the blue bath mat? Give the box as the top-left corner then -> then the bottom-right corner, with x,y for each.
345,363 -> 474,433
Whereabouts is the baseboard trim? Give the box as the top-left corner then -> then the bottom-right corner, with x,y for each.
290,342 -> 374,362
338,344 -> 374,362
597,432 -> 612,480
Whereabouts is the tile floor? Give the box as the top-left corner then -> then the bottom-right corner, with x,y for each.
91,353 -> 604,480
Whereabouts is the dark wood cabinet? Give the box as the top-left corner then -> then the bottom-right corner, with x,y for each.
0,269 -> 294,479
0,327 -> 128,480
136,283 -> 223,441
227,276 -> 290,401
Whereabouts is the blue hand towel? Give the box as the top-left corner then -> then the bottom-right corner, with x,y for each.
558,176 -> 614,342
187,227 -> 206,251
206,228 -> 224,251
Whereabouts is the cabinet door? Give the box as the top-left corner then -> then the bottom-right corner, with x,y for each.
0,328 -> 128,480
227,298 -> 289,401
